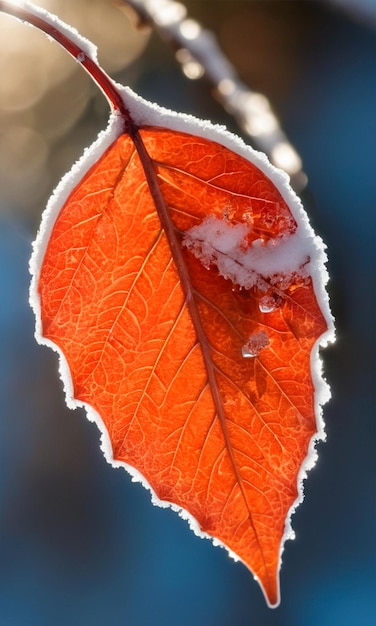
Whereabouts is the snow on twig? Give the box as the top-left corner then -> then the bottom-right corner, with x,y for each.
122,0 -> 308,193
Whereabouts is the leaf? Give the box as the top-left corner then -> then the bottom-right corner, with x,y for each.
0,0 -> 334,609
36,127 -> 330,607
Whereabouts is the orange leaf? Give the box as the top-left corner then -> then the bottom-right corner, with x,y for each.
0,0 -> 333,608
37,128 -> 330,606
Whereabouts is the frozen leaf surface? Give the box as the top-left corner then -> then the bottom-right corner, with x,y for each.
0,0 -> 334,609
36,127 -> 331,606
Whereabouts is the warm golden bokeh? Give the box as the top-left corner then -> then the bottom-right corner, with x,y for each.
0,0 -> 150,214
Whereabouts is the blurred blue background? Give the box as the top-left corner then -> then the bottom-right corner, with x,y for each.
0,1 -> 375,625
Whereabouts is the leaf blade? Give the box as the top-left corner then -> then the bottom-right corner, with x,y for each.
37,128 -> 330,607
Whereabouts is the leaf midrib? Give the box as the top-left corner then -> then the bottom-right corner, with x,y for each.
132,128 -> 271,581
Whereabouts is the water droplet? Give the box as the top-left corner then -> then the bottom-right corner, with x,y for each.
242,346 -> 256,358
259,295 -> 276,313
242,331 -> 270,358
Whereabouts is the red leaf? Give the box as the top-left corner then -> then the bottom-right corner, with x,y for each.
36,128 -> 330,606
0,1 -> 334,608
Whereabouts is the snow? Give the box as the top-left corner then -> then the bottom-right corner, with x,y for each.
183,215 -> 310,290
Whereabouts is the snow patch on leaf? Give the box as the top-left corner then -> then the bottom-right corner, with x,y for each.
183,215 -> 309,290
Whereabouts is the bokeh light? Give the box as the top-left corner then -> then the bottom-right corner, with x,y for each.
0,0 -> 150,215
